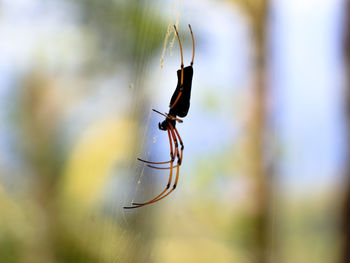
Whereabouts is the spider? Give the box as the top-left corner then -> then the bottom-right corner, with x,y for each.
124,24 -> 195,209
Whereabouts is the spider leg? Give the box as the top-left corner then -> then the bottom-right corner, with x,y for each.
173,126 -> 184,165
132,125 -> 181,206
136,110 -> 180,165
146,164 -> 180,170
189,24 -> 195,66
137,158 -> 172,165
152,109 -> 183,123
152,109 -> 170,119
145,125 -> 182,169
138,109 -> 184,167
128,122 -> 181,208
146,126 -> 184,169
124,166 -> 175,208
170,90 -> 183,110
123,128 -> 175,209
145,147 -> 178,169
170,25 -> 184,110
173,25 -> 184,86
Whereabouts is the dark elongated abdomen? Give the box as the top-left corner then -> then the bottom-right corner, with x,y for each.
169,66 -> 193,118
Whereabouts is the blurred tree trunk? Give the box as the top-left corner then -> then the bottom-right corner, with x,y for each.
234,1 -> 274,262
342,0 -> 350,262
248,3 -> 270,261
18,72 -> 63,263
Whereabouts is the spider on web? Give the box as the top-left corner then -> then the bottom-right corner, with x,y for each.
124,24 -> 195,209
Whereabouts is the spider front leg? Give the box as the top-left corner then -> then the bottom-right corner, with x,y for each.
146,125 -> 183,169
136,127 -> 174,165
125,123 -> 181,208
137,109 -> 183,166
135,123 -> 181,203
123,128 -> 176,209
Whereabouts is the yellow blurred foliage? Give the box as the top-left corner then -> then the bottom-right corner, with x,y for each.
62,118 -> 136,208
154,237 -> 240,263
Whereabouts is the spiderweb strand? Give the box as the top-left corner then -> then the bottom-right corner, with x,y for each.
160,0 -> 182,68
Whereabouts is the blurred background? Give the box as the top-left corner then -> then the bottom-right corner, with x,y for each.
0,0 -> 349,262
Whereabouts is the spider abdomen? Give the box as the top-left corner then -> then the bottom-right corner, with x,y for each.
169,66 -> 193,118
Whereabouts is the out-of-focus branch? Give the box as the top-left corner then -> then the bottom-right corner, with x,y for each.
342,1 -> 350,262
230,1 -> 272,262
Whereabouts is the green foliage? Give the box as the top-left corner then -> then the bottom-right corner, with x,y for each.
0,233 -> 20,263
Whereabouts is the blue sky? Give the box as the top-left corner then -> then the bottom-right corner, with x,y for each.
270,0 -> 346,192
